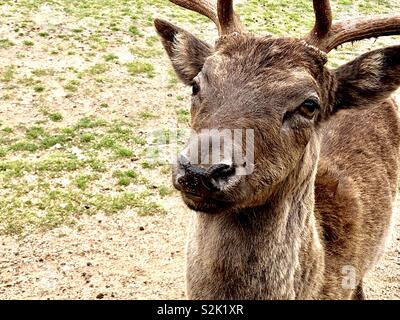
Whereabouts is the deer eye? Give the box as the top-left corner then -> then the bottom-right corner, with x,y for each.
192,82 -> 200,96
298,98 -> 319,119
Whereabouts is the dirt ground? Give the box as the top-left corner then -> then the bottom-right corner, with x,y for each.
0,198 -> 189,299
0,0 -> 399,300
0,197 -> 399,299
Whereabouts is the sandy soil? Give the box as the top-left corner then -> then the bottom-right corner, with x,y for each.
0,196 -> 398,300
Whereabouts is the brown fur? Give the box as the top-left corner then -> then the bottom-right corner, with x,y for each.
154,18 -> 400,300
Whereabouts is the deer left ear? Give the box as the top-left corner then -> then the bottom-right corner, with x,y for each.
155,19 -> 213,85
334,46 -> 400,110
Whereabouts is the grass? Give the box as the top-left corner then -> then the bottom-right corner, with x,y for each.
49,112 -> 63,122
159,185 -> 174,197
2,127 -> 13,133
41,135 -> 69,148
0,148 -> 7,158
0,111 -> 168,234
9,141 -> 39,152
128,25 -> 142,36
167,68 -> 179,88
80,132 -> 95,143
23,40 -> 34,46
113,146 -> 134,158
1,65 -> 16,82
33,84 -> 45,92
75,174 -> 96,190
75,117 -> 107,129
113,169 -> 138,186
87,63 -> 108,75
0,38 -> 14,49
32,68 -> 53,77
0,0 -> 398,236
139,109 -> 157,119
26,126 -> 46,139
64,80 -> 80,92
176,108 -> 190,124
104,53 -> 118,62
126,61 -> 155,78
130,46 -> 162,58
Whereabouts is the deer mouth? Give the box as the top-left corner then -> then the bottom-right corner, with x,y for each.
172,168 -> 239,213
180,191 -> 234,213
173,177 -> 237,210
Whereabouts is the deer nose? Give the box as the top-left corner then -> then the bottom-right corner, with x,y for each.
176,155 -> 235,195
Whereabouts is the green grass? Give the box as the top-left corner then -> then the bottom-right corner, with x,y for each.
167,68 -> 179,88
80,132 -> 95,143
126,61 -> 155,78
158,185 -> 173,197
145,36 -> 158,47
75,117 -> 107,129
72,28 -> 83,33
137,201 -> 164,216
1,65 -> 16,82
128,25 -> 142,36
64,80 -> 80,92
26,126 -> 46,139
113,146 -> 133,158
41,135 -> 69,148
32,68 -> 53,77
113,169 -> 138,186
139,109 -> 157,120
9,141 -> 39,152
176,108 -> 190,124
130,46 -> 162,58
0,38 -> 14,49
74,174 -> 97,190
49,112 -> 63,122
104,53 -> 118,61
18,76 -> 38,87
0,148 -> 7,158
23,40 -> 34,46
2,127 -> 13,134
87,63 -> 108,75
33,84 -> 45,92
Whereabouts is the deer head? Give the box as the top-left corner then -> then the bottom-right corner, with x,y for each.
155,0 -> 400,214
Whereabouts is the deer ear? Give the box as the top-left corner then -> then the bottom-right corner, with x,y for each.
154,19 -> 213,85
334,46 -> 400,110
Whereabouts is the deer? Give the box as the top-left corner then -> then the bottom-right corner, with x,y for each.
154,0 -> 400,299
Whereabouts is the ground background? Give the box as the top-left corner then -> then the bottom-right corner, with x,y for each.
0,0 -> 399,299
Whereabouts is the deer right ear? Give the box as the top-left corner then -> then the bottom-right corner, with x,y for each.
154,19 -> 213,85
333,46 -> 400,110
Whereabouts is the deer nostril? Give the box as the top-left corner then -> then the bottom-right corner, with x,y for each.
202,163 -> 235,192
176,154 -> 236,194
207,163 -> 235,180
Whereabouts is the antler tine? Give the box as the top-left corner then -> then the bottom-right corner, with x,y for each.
306,0 -> 400,53
217,0 -> 244,35
310,0 -> 332,39
306,0 -> 333,50
169,0 -> 219,29
169,0 -> 244,35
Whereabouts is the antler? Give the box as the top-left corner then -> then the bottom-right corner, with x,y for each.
169,0 -> 244,35
306,0 -> 400,52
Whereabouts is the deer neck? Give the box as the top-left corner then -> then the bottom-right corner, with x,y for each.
186,139 -> 325,299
